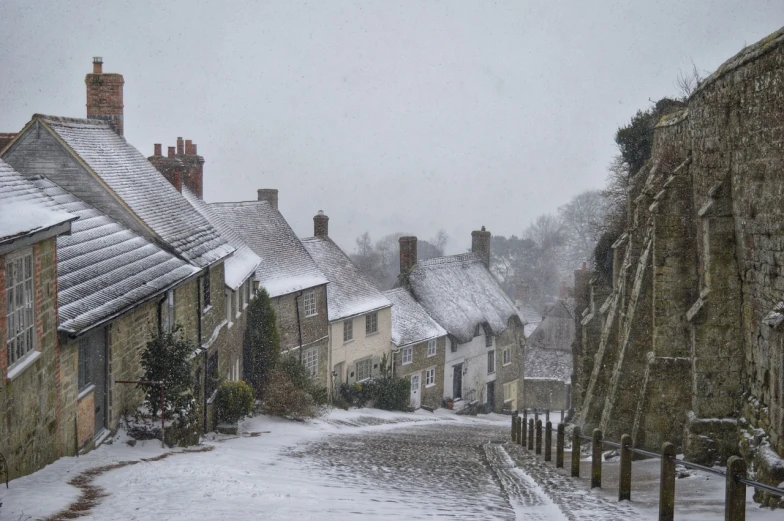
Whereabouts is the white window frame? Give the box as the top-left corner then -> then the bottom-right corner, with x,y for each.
235,289 -> 241,319
303,291 -> 317,317
485,331 -> 493,348
303,348 -> 318,378
502,348 -> 511,366
6,248 -> 35,370
355,358 -> 372,381
402,347 -> 413,365
225,288 -> 233,326
365,312 -> 378,335
343,319 -> 353,343
425,367 -> 435,387
427,339 -> 437,357
487,350 -> 495,374
160,289 -> 175,333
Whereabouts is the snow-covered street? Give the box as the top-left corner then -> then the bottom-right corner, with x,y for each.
1,409 -> 781,520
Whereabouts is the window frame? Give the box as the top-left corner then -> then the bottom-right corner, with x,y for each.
487,350 -> 496,374
343,319 -> 353,343
365,312 -> 378,335
355,358 -> 372,381
427,339 -> 437,357
6,248 -> 35,370
425,367 -> 435,387
303,347 -> 318,378
77,336 -> 92,391
485,331 -> 493,347
402,346 -> 413,365
502,348 -> 511,366
202,266 -> 211,312
303,290 -> 317,317
225,288 -> 233,326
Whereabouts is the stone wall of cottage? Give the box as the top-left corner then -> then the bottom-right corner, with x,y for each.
523,379 -> 568,411
495,320 -> 526,413
393,336 -> 446,410
0,238 -> 61,479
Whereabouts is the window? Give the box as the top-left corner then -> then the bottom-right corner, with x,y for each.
206,351 -> 219,400
159,290 -> 175,333
402,347 -> 413,365
425,367 -> 435,386
427,339 -> 437,357
235,289 -> 241,318
246,279 -> 253,304
487,350 -> 495,374
485,331 -> 493,347
303,291 -> 317,317
503,348 -> 511,366
365,312 -> 378,335
202,266 -> 211,311
303,348 -> 318,378
78,338 -> 91,391
6,249 -> 35,368
225,289 -> 233,325
356,359 -> 372,381
343,319 -> 353,342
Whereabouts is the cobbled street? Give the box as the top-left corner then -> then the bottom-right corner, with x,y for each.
284,417 -> 634,520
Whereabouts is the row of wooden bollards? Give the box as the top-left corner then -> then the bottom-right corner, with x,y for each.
510,413 -> 760,521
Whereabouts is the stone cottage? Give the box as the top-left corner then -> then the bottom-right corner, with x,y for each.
301,212 -> 392,392
396,228 -> 527,412
384,288 -> 447,410
523,300 -> 574,411
0,159 -> 77,480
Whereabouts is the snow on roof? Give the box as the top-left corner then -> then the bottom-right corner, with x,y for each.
0,159 -> 76,243
210,201 -> 328,297
301,236 -> 391,321
32,177 -> 199,335
543,300 -> 574,320
524,347 -> 572,382
384,288 -> 446,347
38,115 -> 233,268
182,188 -> 260,290
516,303 -> 542,339
405,252 -> 524,344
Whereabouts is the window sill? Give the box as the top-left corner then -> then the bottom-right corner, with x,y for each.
202,305 -> 213,316
502,362 -> 512,367
402,361 -> 412,366
227,321 -> 234,329
343,339 -> 354,345
7,350 -> 42,381
365,331 -> 379,337
235,312 -> 242,320
305,313 -> 318,318
78,384 -> 96,401
425,383 -> 435,388
487,371 -> 496,375
427,353 -> 436,358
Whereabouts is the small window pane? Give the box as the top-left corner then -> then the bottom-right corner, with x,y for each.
343,320 -> 353,342
402,347 -> 413,365
427,339 -> 436,357
487,350 -> 495,374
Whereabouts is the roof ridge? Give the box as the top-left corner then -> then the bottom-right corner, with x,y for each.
35,114 -> 111,127
210,200 -> 270,208
417,252 -> 481,267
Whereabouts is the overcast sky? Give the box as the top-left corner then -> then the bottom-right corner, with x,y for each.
1,1 -> 782,255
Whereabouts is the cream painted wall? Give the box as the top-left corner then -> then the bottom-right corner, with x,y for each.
443,330 -> 497,403
329,306 -> 392,387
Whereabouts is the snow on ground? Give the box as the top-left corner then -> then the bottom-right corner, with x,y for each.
1,409 -> 782,520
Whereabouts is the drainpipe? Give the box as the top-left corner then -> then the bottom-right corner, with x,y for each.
294,291 -> 304,363
196,275 -> 206,432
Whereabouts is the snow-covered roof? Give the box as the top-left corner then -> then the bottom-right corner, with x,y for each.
404,253 -> 524,344
0,159 -> 76,244
543,300 -> 574,320
384,288 -> 446,347
210,201 -> 328,297
301,236 -> 391,321
524,347 -> 572,382
35,115 -> 233,268
516,303 -> 542,339
182,188 -> 260,290
32,177 -> 199,335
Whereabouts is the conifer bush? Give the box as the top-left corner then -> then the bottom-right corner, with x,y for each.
243,288 -> 280,399
215,380 -> 255,424
140,326 -> 195,418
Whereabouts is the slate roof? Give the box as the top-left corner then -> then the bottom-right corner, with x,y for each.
36,115 -> 233,268
182,188 -> 260,290
32,177 -> 199,335
210,201 -> 328,297
524,346 -> 572,382
516,302 -> 542,339
383,288 -> 446,347
0,158 -> 76,244
404,253 -> 525,344
301,236 -> 391,321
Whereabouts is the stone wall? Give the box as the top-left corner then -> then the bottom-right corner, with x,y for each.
573,26 -> 784,493
393,336 -> 447,410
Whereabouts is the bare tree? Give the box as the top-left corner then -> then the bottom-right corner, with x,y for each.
558,190 -> 608,269
676,61 -> 704,101
430,228 -> 449,256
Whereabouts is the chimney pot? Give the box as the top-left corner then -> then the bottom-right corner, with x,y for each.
192,143 -> 197,155
185,139 -> 193,155
257,189 -> 279,210
154,143 -> 162,156
471,226 -> 492,268
176,137 -> 184,156
167,146 -> 175,158
582,261 -> 587,270
314,210 -> 329,237
92,56 -> 103,74
399,236 -> 418,275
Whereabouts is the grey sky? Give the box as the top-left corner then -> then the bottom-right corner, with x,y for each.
1,1 -> 782,255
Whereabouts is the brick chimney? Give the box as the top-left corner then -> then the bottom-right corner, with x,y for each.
148,143 -> 183,192
471,226 -> 491,268
85,57 -> 124,136
257,189 -> 278,210
180,140 -> 204,198
559,281 -> 568,299
399,236 -> 418,275
314,210 -> 329,237
148,137 -> 203,197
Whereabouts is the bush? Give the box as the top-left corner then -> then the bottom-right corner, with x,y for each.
140,326 -> 195,419
338,377 -> 409,412
215,380 -> 255,424
263,368 -> 317,419
243,288 -> 280,399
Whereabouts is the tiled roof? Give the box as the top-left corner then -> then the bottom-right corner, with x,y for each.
516,303 -> 542,339
182,188 -> 260,290
383,288 -> 446,347
0,159 -> 76,244
301,236 -> 391,321
38,115 -> 233,268
404,253 -> 524,344
210,201 -> 328,297
32,177 -> 198,335
525,346 -> 572,382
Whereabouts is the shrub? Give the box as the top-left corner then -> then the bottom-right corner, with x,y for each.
263,368 -> 317,419
140,326 -> 195,419
243,288 -> 280,399
215,380 -> 255,424
371,376 -> 409,411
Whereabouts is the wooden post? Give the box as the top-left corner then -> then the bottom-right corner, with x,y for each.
571,426 -> 581,478
545,421 -> 552,462
528,419 -> 534,450
619,434 -> 632,501
518,416 -> 525,446
659,442 -> 676,521
591,429 -> 602,488
536,420 -> 542,455
546,409 -> 550,424
511,412 -> 518,442
556,423 -> 565,468
522,411 -> 528,446
725,456 -> 746,521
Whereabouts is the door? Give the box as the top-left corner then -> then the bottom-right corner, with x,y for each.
80,327 -> 108,436
486,381 -> 496,411
452,363 -> 463,399
504,380 -> 518,411
410,373 -> 421,409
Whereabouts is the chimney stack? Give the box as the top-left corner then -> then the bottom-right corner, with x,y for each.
185,139 -> 194,155
471,226 -> 492,268
86,57 -> 125,135
167,146 -> 175,158
257,189 -> 279,210
314,210 -> 329,237
149,136 -> 203,197
154,143 -> 162,156
559,281 -> 568,299
399,236 -> 418,275
176,137 -> 184,156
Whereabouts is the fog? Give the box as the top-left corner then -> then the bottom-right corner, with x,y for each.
1,0 -> 781,253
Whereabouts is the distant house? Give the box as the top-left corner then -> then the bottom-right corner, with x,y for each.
523,300 -> 574,410
211,192 -> 331,387
300,212 -> 392,390
396,228 -> 526,412
384,288 -> 447,410
0,159 -> 77,480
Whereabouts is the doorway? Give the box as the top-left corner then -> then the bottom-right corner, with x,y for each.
452,363 -> 463,399
486,381 -> 496,411
409,373 -> 421,409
